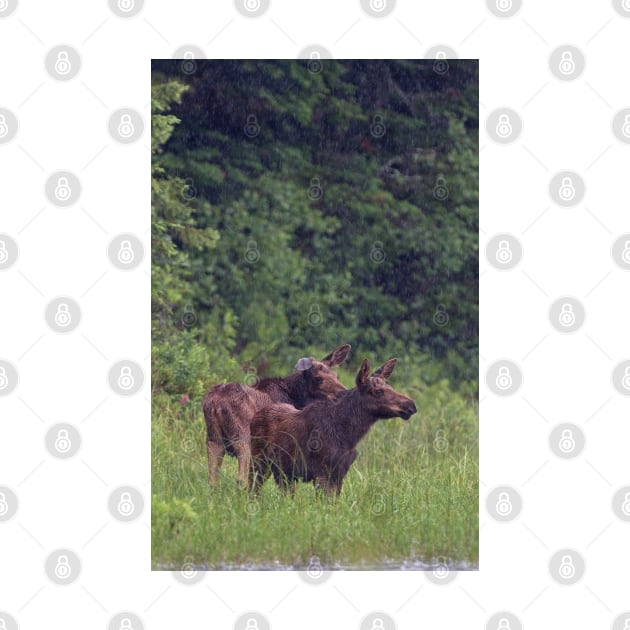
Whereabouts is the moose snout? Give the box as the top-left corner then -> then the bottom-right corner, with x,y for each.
399,400 -> 417,420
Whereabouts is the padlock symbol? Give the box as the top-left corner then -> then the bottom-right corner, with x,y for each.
117,240 -> 135,264
0,240 -> 8,264
558,554 -> 575,579
181,51 -> 197,74
558,51 -> 575,75
433,557 -> 449,578
370,114 -> 386,137
0,366 -> 8,390
308,304 -> 322,326
495,366 -> 512,390
308,50 -> 323,73
433,176 -> 448,200
495,491 -> 513,516
244,0 -> 261,11
622,366 -> 630,390
54,176 -> 72,201
0,491 -> 8,516
433,304 -> 448,326
117,366 -> 135,390
623,619 -> 630,630
559,429 -> 575,453
370,240 -> 385,263
559,176 -> 575,201
244,114 -> 260,138
119,618 -> 134,630
621,240 -> 630,264
244,240 -> 260,263
54,554 -> 72,579
55,429 -> 72,453
496,0 -> 512,11
117,0 -> 134,11
245,620 -> 259,630
54,303 -> 72,328
117,491 -> 135,516
622,114 -> 630,139
621,492 -> 630,516
0,114 -> 8,138
118,114 -> 135,138
497,618 -> 512,630
307,555 -> 323,578
558,303 -> 575,327
54,51 -> 72,75
369,0 -> 387,12
495,114 -> 513,138
495,240 -> 513,264
371,618 -> 385,630
308,177 -> 323,199
433,51 -> 449,74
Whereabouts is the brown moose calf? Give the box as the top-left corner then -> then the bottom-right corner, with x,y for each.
249,358 -> 417,496
203,344 -> 350,487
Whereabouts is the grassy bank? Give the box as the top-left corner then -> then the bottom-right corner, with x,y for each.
151,373 -> 478,569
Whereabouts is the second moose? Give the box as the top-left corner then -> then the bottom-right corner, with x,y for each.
249,358 -> 417,496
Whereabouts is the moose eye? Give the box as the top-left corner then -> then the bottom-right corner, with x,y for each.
374,389 -> 384,397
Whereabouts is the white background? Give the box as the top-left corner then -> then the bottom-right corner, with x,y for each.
1,0 -> 629,628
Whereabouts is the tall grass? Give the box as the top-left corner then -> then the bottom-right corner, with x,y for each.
151,374 -> 478,569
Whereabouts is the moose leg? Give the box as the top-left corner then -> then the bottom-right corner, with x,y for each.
207,439 -> 225,486
234,438 -> 252,488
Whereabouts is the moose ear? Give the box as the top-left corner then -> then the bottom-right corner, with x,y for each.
356,359 -> 371,386
371,358 -> 398,381
294,357 -> 314,372
321,344 -> 351,367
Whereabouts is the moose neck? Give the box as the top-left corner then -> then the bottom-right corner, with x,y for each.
277,371 -> 309,407
333,388 -> 380,449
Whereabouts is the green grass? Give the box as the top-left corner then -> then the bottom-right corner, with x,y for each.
151,377 -> 478,569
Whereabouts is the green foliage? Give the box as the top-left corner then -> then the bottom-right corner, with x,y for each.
151,59 -> 478,392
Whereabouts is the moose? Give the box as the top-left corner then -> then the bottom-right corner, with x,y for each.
203,344 -> 351,486
249,357 -> 417,496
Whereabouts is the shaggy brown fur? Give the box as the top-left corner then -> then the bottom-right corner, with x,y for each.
249,358 -> 417,496
203,344 -> 351,486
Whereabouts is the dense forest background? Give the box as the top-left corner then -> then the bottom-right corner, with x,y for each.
151,60 -> 479,399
